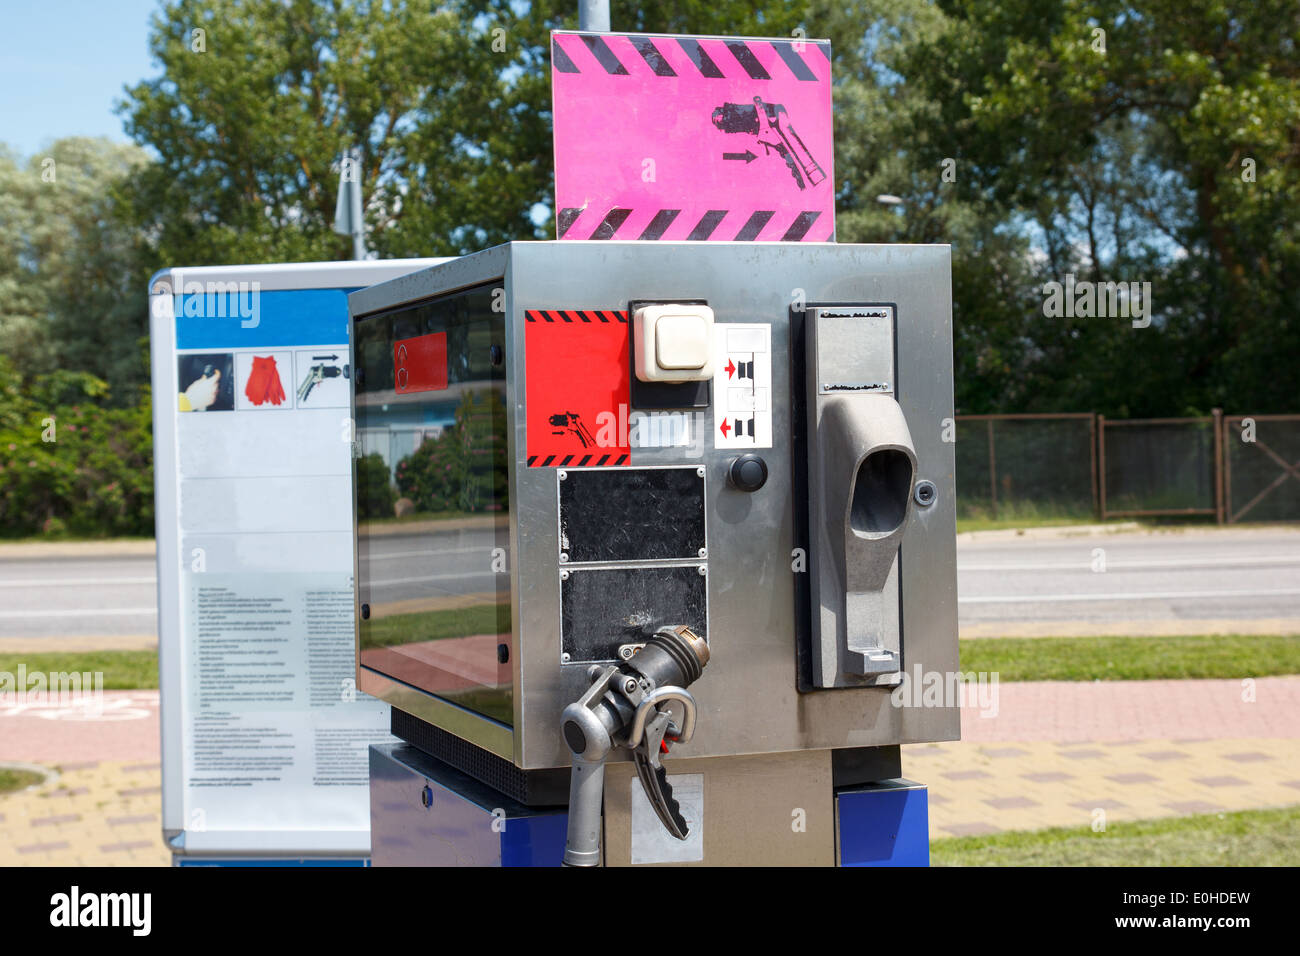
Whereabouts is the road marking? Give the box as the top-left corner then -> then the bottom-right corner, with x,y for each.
0,608 -> 157,618
958,556 -> 1300,572
959,587 -> 1300,605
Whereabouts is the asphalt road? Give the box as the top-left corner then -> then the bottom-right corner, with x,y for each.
360,526 -> 503,606
957,527 -> 1300,636
0,552 -> 158,640
1,527 -> 1297,642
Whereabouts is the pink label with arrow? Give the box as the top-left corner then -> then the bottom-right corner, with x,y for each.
551,31 -> 834,243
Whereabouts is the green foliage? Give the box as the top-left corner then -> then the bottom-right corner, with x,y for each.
0,138 -> 152,404
0,356 -> 154,538
356,452 -> 396,520
892,0 -> 1300,415
119,0 -> 556,265
394,391 -> 508,514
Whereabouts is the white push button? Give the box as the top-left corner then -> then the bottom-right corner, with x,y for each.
633,305 -> 714,382
656,314 -> 709,369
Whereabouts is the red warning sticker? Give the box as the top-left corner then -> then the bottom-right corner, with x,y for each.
394,332 -> 447,394
524,310 -> 630,466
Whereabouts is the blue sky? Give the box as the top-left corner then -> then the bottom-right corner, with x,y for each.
1,0 -> 161,158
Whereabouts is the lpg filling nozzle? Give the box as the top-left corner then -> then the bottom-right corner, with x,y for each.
560,624 -> 710,867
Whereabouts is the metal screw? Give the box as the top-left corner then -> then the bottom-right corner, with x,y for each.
698,547 -> 707,558
558,469 -> 567,481
696,466 -> 706,478
559,552 -> 569,563
560,569 -> 570,580
623,678 -> 638,694
562,652 -> 571,663
618,646 -> 635,661
698,565 -> 707,576
914,479 -> 937,507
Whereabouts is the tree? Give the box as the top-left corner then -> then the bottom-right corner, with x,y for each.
119,0 -> 556,265
900,0 -> 1300,414
0,138 -> 152,404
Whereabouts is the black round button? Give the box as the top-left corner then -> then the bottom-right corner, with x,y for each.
728,454 -> 768,492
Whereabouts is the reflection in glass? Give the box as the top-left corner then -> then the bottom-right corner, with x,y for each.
354,283 -> 512,726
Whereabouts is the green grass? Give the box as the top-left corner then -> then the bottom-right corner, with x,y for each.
956,498 -> 1101,533
0,651 -> 158,690
360,603 -> 510,649
960,633 -> 1300,681
932,804 -> 1300,866
0,767 -> 44,794
4,633 -> 1294,693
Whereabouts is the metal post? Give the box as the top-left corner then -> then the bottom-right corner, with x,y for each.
987,419 -> 998,519
1212,407 -> 1224,524
1097,414 -> 1107,519
1089,413 -> 1099,519
350,147 -> 366,261
579,0 -> 610,31
1224,415 -> 1235,523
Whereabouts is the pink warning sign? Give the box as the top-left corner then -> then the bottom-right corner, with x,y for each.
551,31 -> 834,242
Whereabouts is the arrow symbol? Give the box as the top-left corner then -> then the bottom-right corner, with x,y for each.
725,358 -> 736,379
720,419 -> 731,437
723,150 -> 757,164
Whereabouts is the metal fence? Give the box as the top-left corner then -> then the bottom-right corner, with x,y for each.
1099,412 -> 1221,520
954,414 -> 1096,522
1224,415 -> 1300,523
954,410 -> 1299,524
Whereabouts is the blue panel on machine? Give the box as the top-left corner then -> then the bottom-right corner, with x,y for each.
370,743 -> 567,867
837,778 -> 930,867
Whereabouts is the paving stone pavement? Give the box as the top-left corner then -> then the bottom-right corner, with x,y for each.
908,675 -> 1300,838
0,762 -> 169,867
2,680 -> 1297,864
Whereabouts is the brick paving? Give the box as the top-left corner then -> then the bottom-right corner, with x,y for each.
1,689 -> 168,866
911,674 -> 1300,839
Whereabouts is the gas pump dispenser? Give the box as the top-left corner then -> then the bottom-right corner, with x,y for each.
350,240 -> 957,867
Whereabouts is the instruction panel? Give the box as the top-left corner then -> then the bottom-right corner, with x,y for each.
713,323 -> 773,448
154,274 -> 397,854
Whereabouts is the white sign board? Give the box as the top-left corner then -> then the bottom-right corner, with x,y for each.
149,259 -> 445,856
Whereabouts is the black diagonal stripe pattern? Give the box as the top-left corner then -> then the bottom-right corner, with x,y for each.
726,41 -> 770,80
581,34 -> 628,75
676,37 -> 724,77
817,41 -> 831,61
687,210 -> 728,240
630,37 -> 675,76
771,41 -> 817,81
734,210 -> 775,240
552,38 -> 580,73
557,207 -> 583,237
638,209 -> 680,240
782,210 -> 821,241
590,207 -> 632,239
